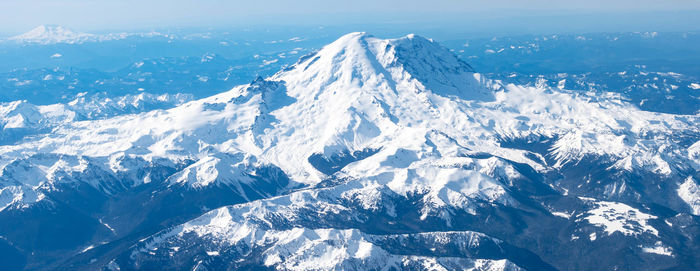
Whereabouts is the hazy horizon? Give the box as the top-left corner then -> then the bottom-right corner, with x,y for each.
1,0 -> 699,35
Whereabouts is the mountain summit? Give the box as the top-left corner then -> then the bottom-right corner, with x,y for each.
274,32 -> 487,101
8,25 -> 95,44
0,33 -> 699,270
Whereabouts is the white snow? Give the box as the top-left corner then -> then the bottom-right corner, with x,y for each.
99,218 -> 117,234
81,245 -> 95,253
678,176 -> 700,215
551,211 -> 571,219
581,200 -> 658,237
641,241 -> 673,256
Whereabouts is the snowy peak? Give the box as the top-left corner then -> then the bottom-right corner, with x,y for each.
9,25 -> 95,44
5,25 -> 177,45
274,32 -> 488,101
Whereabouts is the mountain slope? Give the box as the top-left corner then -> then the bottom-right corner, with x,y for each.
0,32 -> 698,270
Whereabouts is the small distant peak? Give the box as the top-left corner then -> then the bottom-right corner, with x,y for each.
9,25 -> 93,44
24,25 -> 73,35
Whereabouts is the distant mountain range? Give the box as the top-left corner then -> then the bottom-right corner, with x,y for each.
0,32 -> 698,270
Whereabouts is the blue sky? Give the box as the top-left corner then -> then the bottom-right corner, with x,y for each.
1,0 -> 699,33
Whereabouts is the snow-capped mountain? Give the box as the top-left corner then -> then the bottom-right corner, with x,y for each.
8,25 -> 96,44
0,32 -> 699,270
6,25 -> 172,45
